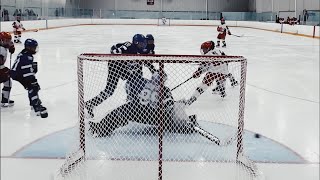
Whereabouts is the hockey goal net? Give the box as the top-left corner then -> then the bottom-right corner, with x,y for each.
157,17 -> 171,26
55,54 -> 261,180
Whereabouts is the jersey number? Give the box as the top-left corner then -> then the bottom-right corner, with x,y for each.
139,89 -> 158,106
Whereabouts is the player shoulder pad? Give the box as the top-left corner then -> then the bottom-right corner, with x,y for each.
123,41 -> 132,47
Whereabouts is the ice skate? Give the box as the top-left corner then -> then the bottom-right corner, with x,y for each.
212,87 -> 218,94
34,105 -> 48,118
231,80 -> 238,87
1,99 -> 14,107
220,91 -> 226,98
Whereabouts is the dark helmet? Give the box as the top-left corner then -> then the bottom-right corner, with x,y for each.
146,34 -> 154,41
24,38 -> 38,54
132,34 -> 147,49
132,34 -> 145,44
220,17 -> 225,24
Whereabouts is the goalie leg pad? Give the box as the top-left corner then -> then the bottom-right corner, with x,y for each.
90,103 -> 132,137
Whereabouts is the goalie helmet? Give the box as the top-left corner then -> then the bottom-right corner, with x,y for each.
132,34 -> 147,49
24,38 -> 39,54
151,71 -> 167,87
200,41 -> 215,55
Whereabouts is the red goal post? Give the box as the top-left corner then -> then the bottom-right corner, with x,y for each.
56,54 -> 261,180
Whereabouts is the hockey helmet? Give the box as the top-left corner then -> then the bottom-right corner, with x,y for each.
146,34 -> 154,41
200,41 -> 215,55
24,38 -> 39,54
0,32 -> 12,47
146,34 -> 154,44
132,34 -> 147,49
0,32 -> 12,40
220,17 -> 225,25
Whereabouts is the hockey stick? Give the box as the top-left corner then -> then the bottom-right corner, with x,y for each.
171,77 -> 193,91
231,34 -> 243,37
9,53 -> 12,69
58,149 -> 85,178
192,124 -> 235,146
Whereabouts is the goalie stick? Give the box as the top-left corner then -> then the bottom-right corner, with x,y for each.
193,124 -> 235,146
188,115 -> 234,146
57,149 -> 85,178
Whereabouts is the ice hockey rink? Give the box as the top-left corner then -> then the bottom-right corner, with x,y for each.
1,24 -> 319,180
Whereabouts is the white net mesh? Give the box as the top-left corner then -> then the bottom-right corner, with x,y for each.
55,54 -> 261,180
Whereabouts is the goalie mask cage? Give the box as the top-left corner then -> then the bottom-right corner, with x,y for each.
55,54 -> 262,180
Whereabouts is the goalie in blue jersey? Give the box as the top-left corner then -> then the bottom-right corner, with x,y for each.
89,72 -> 198,137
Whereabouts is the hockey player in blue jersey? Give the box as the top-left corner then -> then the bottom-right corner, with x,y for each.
10,39 -> 48,118
89,72 -> 197,137
85,34 -> 157,118
140,34 -> 155,54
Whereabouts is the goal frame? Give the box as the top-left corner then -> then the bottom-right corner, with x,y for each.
157,18 -> 171,26
61,53 -> 252,179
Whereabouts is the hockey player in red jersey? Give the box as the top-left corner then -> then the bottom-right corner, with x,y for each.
12,17 -> 26,43
184,41 -> 238,105
216,17 -> 231,48
0,32 -> 15,107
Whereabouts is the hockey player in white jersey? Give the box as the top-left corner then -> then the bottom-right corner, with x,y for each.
12,17 -> 26,43
184,41 -> 238,105
0,32 -> 15,107
216,17 -> 231,48
89,72 -> 197,137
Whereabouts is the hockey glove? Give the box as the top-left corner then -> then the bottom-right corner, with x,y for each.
0,67 -> 10,83
192,70 -> 202,78
110,45 -> 121,54
9,45 -> 15,54
32,62 -> 38,73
